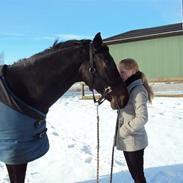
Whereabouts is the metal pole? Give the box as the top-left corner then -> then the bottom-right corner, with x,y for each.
81,83 -> 85,98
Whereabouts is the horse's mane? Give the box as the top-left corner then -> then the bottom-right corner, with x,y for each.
51,39 -> 90,50
10,39 -> 91,67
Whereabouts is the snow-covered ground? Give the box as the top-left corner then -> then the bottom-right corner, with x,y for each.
0,91 -> 183,183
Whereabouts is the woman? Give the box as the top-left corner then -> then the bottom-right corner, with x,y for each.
114,58 -> 153,183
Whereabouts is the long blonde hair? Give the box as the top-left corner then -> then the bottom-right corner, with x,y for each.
119,58 -> 154,103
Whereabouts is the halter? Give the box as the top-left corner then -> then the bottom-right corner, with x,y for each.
88,43 -> 112,105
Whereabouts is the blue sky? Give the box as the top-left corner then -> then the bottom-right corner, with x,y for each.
0,0 -> 182,64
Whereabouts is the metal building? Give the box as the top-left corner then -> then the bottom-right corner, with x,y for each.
104,23 -> 183,81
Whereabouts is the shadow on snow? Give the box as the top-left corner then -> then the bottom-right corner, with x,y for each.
77,164 -> 183,183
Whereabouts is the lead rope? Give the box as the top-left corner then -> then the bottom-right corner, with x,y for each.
96,103 -> 100,183
95,100 -> 119,183
110,100 -> 120,183
94,90 -> 111,183
93,92 -> 121,183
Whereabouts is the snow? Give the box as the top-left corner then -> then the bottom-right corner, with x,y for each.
0,91 -> 183,183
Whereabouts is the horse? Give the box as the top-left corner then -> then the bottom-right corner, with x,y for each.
0,33 -> 128,183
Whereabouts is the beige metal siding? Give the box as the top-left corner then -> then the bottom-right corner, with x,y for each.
109,35 -> 183,80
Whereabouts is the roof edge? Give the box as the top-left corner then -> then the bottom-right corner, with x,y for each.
104,23 -> 183,45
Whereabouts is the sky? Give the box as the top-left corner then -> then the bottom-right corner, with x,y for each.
0,0 -> 182,64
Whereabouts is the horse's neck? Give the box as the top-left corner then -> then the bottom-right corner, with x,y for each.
5,47 -> 85,113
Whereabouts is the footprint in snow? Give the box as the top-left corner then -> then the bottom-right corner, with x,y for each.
68,144 -> 75,148
50,125 -> 55,129
80,144 -> 92,155
52,131 -> 59,136
115,159 -> 125,166
176,103 -> 181,106
3,177 -> 10,182
30,172 -> 39,176
85,157 -> 92,163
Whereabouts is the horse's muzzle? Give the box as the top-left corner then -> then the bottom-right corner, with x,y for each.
106,84 -> 129,109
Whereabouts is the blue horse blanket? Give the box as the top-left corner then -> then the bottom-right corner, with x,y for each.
0,65 -> 49,165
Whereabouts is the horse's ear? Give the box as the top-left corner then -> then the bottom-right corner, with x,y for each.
93,32 -> 103,49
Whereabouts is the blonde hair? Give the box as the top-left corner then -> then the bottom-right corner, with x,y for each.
119,58 -> 154,103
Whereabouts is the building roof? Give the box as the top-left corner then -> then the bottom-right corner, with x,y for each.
104,23 -> 183,45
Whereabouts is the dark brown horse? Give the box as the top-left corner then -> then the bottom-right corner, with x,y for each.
0,33 -> 128,183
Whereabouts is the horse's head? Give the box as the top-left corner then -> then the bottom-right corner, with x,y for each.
80,33 -> 128,108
